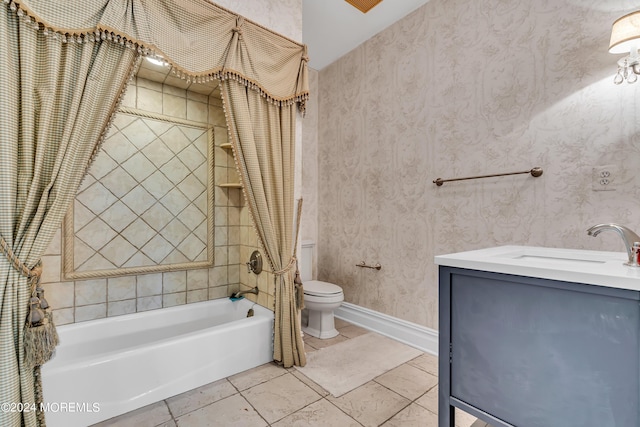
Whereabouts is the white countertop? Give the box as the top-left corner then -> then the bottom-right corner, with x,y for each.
434,245 -> 640,292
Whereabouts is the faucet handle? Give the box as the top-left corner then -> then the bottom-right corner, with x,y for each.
587,223 -> 640,266
628,242 -> 640,267
246,250 -> 263,274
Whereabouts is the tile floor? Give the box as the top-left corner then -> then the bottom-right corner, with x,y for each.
92,319 -> 489,427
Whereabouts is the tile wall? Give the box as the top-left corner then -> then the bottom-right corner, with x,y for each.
72,113 -> 210,272
41,76 -> 250,325
40,0 -> 304,324
238,209 -> 276,310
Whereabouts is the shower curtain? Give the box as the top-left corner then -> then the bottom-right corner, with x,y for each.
0,1 -> 309,425
0,3 -> 137,426
222,79 -> 306,367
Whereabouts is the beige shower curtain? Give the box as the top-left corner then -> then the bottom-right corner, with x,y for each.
222,80 -> 306,367
1,1 -> 309,424
0,3 -> 137,426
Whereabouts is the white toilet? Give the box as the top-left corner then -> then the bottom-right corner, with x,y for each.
300,241 -> 344,339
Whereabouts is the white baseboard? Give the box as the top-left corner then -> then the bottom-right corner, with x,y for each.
334,302 -> 438,356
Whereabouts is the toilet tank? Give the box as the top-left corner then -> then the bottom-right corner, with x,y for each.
300,240 -> 314,282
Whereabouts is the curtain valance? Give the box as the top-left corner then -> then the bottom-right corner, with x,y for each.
16,0 -> 309,111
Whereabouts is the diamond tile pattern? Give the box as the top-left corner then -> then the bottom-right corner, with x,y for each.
73,114 -> 211,271
142,203 -> 175,232
76,182 -> 118,215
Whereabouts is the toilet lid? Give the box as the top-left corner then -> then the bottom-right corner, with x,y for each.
303,280 -> 343,296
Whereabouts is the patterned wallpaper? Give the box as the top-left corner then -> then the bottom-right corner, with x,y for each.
301,69 -> 319,277
212,0 -> 302,42
314,0 -> 640,330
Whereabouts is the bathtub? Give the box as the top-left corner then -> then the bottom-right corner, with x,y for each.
41,298 -> 274,427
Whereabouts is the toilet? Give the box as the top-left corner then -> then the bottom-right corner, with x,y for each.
300,241 -> 344,339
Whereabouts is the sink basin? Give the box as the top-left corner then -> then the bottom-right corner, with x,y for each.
490,247 -> 610,265
434,245 -> 640,291
511,255 -> 606,265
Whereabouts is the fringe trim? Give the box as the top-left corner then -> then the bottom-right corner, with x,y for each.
218,82 -> 277,279
33,366 -> 46,426
76,52 -> 141,194
170,67 -> 309,114
4,0 -> 309,114
24,315 -> 58,369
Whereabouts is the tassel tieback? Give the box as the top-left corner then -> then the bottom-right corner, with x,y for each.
24,276 -> 59,368
0,236 -> 59,368
271,256 -> 305,310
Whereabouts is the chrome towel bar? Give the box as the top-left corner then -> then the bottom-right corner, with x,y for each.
433,167 -> 543,187
356,261 -> 382,270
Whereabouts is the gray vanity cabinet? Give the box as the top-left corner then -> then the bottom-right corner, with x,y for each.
438,266 -> 640,427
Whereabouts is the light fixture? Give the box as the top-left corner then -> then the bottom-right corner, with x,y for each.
609,10 -> 640,84
145,55 -> 167,67
344,0 -> 382,14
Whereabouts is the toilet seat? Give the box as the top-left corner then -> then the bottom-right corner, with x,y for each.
303,280 -> 343,297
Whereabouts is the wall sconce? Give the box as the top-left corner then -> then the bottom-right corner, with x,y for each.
609,11 -> 640,84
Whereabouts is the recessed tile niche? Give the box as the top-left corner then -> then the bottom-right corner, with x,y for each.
63,108 -> 214,279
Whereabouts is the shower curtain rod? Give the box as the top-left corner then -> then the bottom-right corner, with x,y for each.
433,167 -> 543,187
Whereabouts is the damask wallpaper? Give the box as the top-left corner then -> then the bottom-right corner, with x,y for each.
212,0 -> 301,41
301,69 -> 319,260
312,0 -> 640,330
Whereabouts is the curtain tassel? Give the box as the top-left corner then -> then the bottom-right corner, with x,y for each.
24,264 -> 59,369
0,236 -> 59,368
24,308 -> 59,369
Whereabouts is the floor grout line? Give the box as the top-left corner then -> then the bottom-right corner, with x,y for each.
93,322 -> 472,427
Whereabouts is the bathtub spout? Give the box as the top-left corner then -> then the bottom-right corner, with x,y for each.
230,287 -> 258,300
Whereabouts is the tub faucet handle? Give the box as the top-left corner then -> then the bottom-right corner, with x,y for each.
246,250 -> 262,274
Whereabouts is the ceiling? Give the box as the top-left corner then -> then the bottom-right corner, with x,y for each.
303,0 -> 432,70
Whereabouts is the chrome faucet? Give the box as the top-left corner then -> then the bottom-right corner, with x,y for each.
587,223 -> 640,266
230,287 -> 258,299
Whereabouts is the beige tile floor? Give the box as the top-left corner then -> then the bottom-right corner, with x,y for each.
92,319 -> 490,427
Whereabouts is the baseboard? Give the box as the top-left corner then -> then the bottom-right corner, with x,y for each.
334,302 -> 438,356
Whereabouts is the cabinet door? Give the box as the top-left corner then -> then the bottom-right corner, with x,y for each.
450,271 -> 639,427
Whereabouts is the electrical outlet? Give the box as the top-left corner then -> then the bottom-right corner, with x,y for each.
592,165 -> 617,191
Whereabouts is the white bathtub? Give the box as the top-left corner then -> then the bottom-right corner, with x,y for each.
41,298 -> 274,427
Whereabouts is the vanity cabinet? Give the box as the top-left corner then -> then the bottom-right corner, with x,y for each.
438,266 -> 640,427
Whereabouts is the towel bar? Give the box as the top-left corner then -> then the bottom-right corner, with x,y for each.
433,167 -> 543,186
